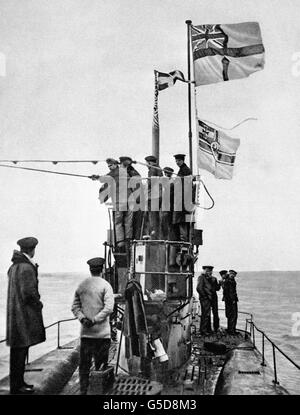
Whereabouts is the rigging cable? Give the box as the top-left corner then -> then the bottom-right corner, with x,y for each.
196,178 -> 215,210
0,163 -> 92,178
0,161 -> 215,209
0,160 -> 106,164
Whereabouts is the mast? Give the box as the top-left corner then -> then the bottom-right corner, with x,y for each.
152,70 -> 160,163
185,20 -> 193,173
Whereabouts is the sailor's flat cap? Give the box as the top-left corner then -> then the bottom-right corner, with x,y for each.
145,155 -> 157,163
174,153 -> 186,160
87,257 -> 105,268
163,166 -> 174,174
17,237 -> 38,249
202,265 -> 214,271
106,158 -> 119,165
229,269 -> 237,275
219,270 -> 228,276
119,156 -> 132,163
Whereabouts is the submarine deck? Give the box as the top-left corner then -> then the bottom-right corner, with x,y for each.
0,327 -> 289,395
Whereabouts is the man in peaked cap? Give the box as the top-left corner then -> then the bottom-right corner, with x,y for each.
223,270 -> 239,335
106,158 -> 119,171
90,158 -> 119,181
72,257 -> 114,394
97,156 -> 139,260
144,155 -> 157,164
163,166 -> 174,178
161,167 -> 176,254
196,265 -> 220,335
144,155 -> 163,238
174,154 -> 192,176
6,237 -> 45,394
172,154 -> 193,243
119,156 -> 140,177
219,270 -> 229,300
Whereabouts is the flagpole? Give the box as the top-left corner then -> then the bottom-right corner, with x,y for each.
152,70 -> 160,163
185,20 -> 193,174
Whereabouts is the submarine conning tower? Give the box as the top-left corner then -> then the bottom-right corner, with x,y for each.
102,196 -> 203,381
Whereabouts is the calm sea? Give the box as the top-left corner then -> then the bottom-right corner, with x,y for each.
0,271 -> 299,394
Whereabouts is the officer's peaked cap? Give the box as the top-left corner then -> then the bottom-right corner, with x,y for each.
163,166 -> 174,173
174,154 -> 186,160
202,265 -> 214,271
219,270 -> 228,276
145,155 -> 157,163
17,237 -> 38,250
119,156 -> 132,163
106,158 -> 119,165
87,257 -> 105,268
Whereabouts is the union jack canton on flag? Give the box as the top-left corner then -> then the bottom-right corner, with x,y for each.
197,119 -> 240,179
191,22 -> 265,86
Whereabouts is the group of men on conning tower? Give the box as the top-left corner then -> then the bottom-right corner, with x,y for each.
91,153 -> 194,256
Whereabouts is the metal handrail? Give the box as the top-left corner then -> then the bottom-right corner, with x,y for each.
195,302 -> 300,386
246,318 -> 300,385
0,317 -> 77,349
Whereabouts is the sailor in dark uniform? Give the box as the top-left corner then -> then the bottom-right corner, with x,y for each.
119,156 -> 143,240
161,167 -> 175,239
223,270 -> 239,335
196,265 -> 220,335
174,153 -> 192,176
219,270 -> 229,301
144,155 -> 162,237
119,156 -> 140,177
172,154 -> 192,242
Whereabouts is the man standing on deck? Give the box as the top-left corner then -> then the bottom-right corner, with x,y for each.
6,237 -> 45,395
71,257 -> 114,395
119,156 -> 140,178
119,156 -> 143,240
161,167 -> 175,239
196,265 -> 220,335
97,158 -> 134,254
145,155 -> 163,237
223,270 -> 239,335
219,270 -> 229,301
173,154 -> 193,242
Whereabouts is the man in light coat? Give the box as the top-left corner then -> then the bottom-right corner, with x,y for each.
6,237 -> 45,394
71,257 -> 114,395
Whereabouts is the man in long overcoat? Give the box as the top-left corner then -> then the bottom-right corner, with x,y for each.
6,237 -> 45,394
196,265 -> 220,335
172,154 -> 193,242
223,270 -> 239,335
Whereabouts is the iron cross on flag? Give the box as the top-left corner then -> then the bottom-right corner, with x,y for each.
192,24 -> 230,81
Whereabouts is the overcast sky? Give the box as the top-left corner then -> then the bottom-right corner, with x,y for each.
0,0 -> 299,273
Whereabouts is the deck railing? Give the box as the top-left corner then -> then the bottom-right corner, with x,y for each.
245,318 -> 300,385
193,302 -> 300,387
219,307 -> 300,386
0,317 -> 77,365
